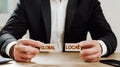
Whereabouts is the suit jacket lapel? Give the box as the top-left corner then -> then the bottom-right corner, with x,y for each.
65,0 -> 77,32
40,0 -> 77,42
40,0 -> 51,42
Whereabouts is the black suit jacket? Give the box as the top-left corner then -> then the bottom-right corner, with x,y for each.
0,0 -> 117,57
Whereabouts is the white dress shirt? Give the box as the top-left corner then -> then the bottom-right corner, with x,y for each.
6,0 -> 107,56
50,0 -> 68,52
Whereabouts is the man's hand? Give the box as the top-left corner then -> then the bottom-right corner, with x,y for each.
10,39 -> 43,62
79,40 -> 102,62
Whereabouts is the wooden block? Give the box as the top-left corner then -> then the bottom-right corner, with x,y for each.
65,43 -> 81,51
40,44 -> 56,52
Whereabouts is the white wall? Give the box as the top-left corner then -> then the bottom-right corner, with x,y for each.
99,0 -> 120,52
0,0 -> 17,27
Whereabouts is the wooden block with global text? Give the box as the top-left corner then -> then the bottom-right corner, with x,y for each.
40,44 -> 56,52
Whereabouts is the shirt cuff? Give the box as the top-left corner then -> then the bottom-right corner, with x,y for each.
97,40 -> 107,56
5,41 -> 17,57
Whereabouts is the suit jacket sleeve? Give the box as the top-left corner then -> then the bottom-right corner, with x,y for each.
0,0 -> 28,57
88,0 -> 117,57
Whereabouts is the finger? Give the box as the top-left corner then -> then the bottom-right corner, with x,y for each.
80,52 -> 101,62
16,57 -> 31,62
14,52 -> 31,62
79,40 -> 97,48
80,46 -> 100,55
15,45 -> 39,54
20,54 -> 35,60
17,39 -> 43,48
21,57 -> 32,61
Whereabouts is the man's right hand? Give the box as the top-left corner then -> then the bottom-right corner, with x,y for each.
10,39 -> 43,62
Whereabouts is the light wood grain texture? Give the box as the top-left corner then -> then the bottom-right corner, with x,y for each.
1,52 -> 120,67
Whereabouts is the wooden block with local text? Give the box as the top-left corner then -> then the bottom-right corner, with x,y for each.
65,43 -> 81,51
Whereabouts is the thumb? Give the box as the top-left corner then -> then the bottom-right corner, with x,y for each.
79,41 -> 94,49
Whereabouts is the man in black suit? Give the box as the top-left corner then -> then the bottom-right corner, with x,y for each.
0,0 -> 117,62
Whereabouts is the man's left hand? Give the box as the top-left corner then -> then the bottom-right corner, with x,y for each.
79,40 -> 102,62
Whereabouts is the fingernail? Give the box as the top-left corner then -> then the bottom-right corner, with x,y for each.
26,52 -> 31,55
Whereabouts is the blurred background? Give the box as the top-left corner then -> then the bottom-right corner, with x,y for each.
0,0 -> 120,52
0,0 -> 16,27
